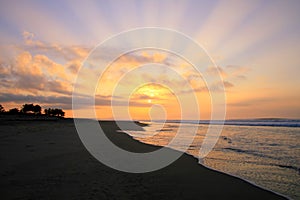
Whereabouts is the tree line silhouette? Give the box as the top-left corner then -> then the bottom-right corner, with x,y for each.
0,104 -> 65,117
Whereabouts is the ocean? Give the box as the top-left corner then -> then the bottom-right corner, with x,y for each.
124,119 -> 300,199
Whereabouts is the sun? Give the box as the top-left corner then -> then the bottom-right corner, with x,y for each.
129,83 -> 172,105
128,83 -> 181,120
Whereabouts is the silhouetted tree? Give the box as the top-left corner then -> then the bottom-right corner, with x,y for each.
0,104 -> 5,113
44,108 -> 52,116
44,108 -> 65,117
33,105 -> 41,115
21,104 -> 34,114
8,108 -> 19,114
44,108 -> 49,115
21,104 -> 41,115
55,108 -> 65,117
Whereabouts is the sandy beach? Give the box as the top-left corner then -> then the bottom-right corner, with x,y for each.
0,116 -> 286,199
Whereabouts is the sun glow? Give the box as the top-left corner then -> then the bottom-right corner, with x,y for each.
128,83 -> 181,120
133,84 -> 170,102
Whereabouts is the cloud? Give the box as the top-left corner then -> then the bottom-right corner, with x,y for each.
208,80 -> 234,92
226,64 -> 249,71
0,51 -> 72,96
205,65 -> 249,81
202,64 -> 250,92
129,83 -> 172,102
1,39 -> 174,109
225,65 -> 250,80
0,93 -> 71,104
46,80 -> 71,95
22,31 -> 34,42
13,51 -> 42,76
33,54 -> 68,79
66,60 -> 82,74
0,32 -> 243,112
205,66 -> 227,78
0,91 -> 151,110
223,80 -> 234,88
117,50 -> 168,66
21,31 -> 91,61
14,73 -> 45,92
0,62 -> 10,77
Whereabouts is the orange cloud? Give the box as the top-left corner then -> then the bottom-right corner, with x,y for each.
15,51 -> 42,76
33,54 -> 68,79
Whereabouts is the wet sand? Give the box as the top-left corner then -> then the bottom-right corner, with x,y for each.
0,116 -> 286,199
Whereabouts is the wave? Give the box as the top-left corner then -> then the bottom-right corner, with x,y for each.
222,147 -> 300,174
223,147 -> 276,160
158,119 -> 300,128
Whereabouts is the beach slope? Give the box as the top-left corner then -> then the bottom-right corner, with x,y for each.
0,118 -> 286,199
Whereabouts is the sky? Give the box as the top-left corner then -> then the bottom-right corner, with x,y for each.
0,0 -> 299,120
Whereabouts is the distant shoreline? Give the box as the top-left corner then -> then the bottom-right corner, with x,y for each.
0,114 -> 67,121
1,114 -> 298,128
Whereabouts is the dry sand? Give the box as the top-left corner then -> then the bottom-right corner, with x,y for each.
0,116 -> 286,199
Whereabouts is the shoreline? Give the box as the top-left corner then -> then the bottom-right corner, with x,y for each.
88,120 -> 291,200
0,117 -> 288,199
122,122 -> 290,200
197,160 -> 291,200
136,121 -> 294,199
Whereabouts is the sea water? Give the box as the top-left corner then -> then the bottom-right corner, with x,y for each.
124,119 -> 300,199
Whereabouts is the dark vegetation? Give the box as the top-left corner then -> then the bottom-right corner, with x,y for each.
0,104 -> 65,117
44,108 -> 65,117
